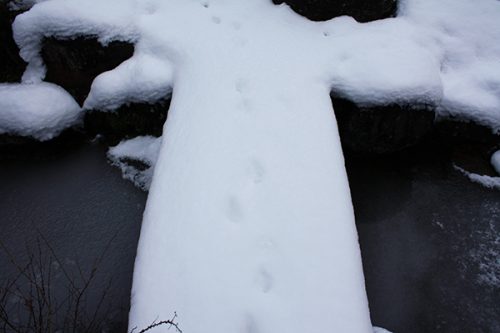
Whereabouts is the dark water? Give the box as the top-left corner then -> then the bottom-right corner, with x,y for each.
0,143 -> 498,332
0,143 -> 147,332
348,149 -> 500,333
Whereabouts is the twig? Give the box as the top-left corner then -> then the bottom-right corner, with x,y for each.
131,313 -> 182,333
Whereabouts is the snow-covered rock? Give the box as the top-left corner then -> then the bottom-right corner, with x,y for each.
84,52 -> 173,111
491,150 -> 500,175
108,136 -> 162,191
41,37 -> 134,105
0,82 -> 81,140
454,165 -> 500,190
401,0 -> 500,132
10,0 -> 500,131
12,0 -> 139,84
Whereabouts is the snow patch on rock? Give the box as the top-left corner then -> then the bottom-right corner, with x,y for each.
84,54 -> 174,111
107,135 -> 161,191
12,0 -> 139,83
454,165 -> 500,190
491,151 -> 500,176
401,0 -> 500,131
0,82 -> 81,140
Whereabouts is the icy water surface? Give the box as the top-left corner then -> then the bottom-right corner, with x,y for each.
0,142 -> 498,332
348,149 -> 500,333
0,143 -> 147,332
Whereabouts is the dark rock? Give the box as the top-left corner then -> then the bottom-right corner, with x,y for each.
332,96 -> 436,155
272,0 -> 398,22
431,118 -> 500,177
118,157 -> 150,171
0,2 -> 26,82
432,118 -> 500,147
84,98 -> 170,145
42,37 -> 134,106
0,128 -> 87,161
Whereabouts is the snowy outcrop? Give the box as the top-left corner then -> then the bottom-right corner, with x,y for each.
402,0 -> 500,132
108,136 -> 161,191
11,0 -> 500,132
491,151 -> 500,176
0,83 -> 81,140
12,0 -> 139,84
454,165 -> 500,190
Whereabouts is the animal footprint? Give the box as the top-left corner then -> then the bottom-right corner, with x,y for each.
257,268 -> 274,293
245,314 -> 260,333
232,21 -> 242,30
235,79 -> 247,93
249,159 -> 265,184
226,195 -> 244,223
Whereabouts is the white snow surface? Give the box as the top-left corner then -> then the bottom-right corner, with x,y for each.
454,165 -> 500,190
0,83 -> 81,140
6,0 -> 500,332
107,136 -> 161,190
373,327 -> 393,333
491,151 -> 500,175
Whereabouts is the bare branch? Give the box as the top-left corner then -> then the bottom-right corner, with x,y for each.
131,313 -> 182,333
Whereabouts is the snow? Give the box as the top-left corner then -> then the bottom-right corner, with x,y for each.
84,53 -> 173,111
454,165 -> 500,190
492,151 -> 500,175
0,83 -> 81,140
107,136 -> 162,191
373,327 -> 392,333
10,0 -> 500,132
2,0 -> 500,332
322,16 -> 443,108
400,0 -> 500,131
12,0 -> 139,83
119,3 -> 373,332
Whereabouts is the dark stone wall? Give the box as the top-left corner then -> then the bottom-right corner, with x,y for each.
0,2 -> 26,82
84,99 -> 170,145
332,97 -> 436,155
432,120 -> 500,177
272,0 -> 398,22
332,96 -> 499,175
42,37 -> 134,106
